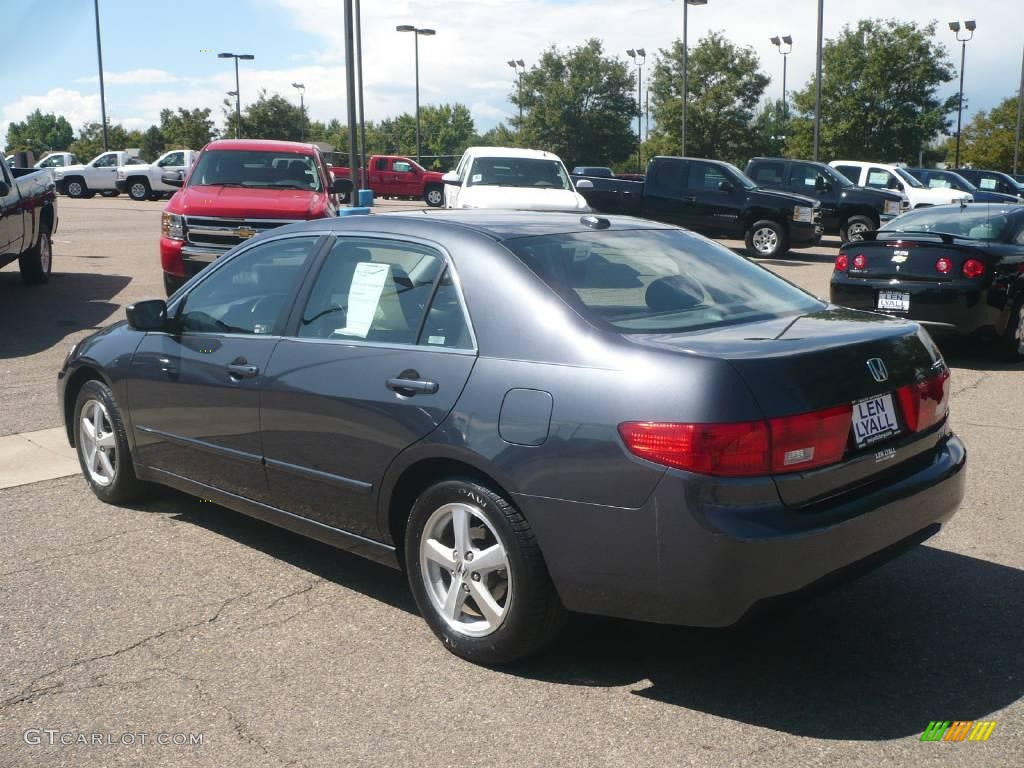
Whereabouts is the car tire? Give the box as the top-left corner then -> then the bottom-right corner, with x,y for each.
19,229 -> 53,285
128,178 -> 151,201
424,185 -> 444,207
840,215 -> 875,243
405,478 -> 566,665
65,178 -> 87,198
745,219 -> 788,258
998,298 -> 1024,361
74,380 -> 151,504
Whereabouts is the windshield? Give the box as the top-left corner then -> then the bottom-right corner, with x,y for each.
893,167 -> 924,188
504,229 -> 824,334
880,206 -> 1015,241
188,150 -> 322,191
467,157 -> 571,190
820,165 -> 853,188
723,162 -> 757,190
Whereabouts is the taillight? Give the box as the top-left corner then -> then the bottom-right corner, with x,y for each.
619,403 -> 855,477
835,252 -> 848,271
961,258 -> 985,279
896,369 -> 950,432
935,257 -> 952,274
852,253 -> 867,270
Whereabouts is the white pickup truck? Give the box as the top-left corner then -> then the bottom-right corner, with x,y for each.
35,152 -> 78,171
829,161 -> 972,209
54,150 -> 143,198
116,149 -> 198,201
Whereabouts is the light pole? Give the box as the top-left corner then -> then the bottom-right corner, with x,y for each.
93,0 -> 108,151
218,52 -> 255,139
396,25 -> 436,163
291,82 -> 306,141
1015,44 -> 1023,175
675,0 -> 707,157
813,0 -> 823,160
507,59 -> 526,129
769,35 -> 792,120
949,20 -> 976,168
627,48 -> 646,172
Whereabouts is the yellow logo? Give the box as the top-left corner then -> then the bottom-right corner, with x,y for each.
236,227 -> 257,239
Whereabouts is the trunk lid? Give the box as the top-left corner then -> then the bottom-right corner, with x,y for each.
841,233 -> 991,282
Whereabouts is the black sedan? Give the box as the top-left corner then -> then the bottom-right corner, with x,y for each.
59,211 -> 965,664
831,204 -> 1024,359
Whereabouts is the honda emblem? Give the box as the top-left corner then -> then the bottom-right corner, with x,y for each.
866,358 -> 888,383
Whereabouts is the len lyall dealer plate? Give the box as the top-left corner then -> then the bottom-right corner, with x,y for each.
853,393 -> 901,448
877,291 -> 910,311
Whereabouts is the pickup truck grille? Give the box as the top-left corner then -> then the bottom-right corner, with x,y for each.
184,216 -> 295,250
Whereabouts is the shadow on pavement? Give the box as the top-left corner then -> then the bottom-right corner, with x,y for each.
939,337 -> 1023,372
0,271 -> 131,358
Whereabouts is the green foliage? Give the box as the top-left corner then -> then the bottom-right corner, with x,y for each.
160,108 -> 216,149
646,31 -> 769,165
5,110 -> 74,156
223,90 -> 305,141
476,122 -> 519,148
950,96 -> 1023,171
140,125 -> 166,161
788,19 -> 956,162
69,122 -> 144,161
512,39 -> 636,169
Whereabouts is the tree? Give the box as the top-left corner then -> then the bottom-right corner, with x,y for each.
5,110 -> 75,156
69,123 -> 144,161
476,122 -> 519,148
140,125 -> 166,161
512,39 -> 636,169
750,99 -> 789,159
223,90 -> 304,141
951,96 -> 1022,171
646,31 -> 769,166
787,19 -> 956,162
160,108 -> 216,149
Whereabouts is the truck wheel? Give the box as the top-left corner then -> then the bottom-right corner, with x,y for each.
840,215 -> 875,243
745,220 -> 788,258
65,178 -> 87,198
19,230 -> 52,285
424,185 -> 444,207
128,178 -> 151,201
997,298 -> 1024,361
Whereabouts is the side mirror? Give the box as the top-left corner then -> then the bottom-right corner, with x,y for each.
718,180 -> 735,193
126,299 -> 168,332
575,179 -> 594,190
442,171 -> 461,186
331,177 -> 354,196
161,171 -> 184,188
814,175 -> 831,191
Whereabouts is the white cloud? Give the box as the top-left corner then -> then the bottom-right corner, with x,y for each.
2,88 -> 100,145
75,69 -> 180,85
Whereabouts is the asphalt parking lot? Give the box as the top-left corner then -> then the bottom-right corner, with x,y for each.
1,198 -> 1021,767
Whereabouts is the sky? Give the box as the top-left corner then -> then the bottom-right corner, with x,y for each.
2,0 -> 1020,152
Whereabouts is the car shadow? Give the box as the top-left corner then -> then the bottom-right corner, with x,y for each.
0,271 -> 131,358
939,338 -> 1023,371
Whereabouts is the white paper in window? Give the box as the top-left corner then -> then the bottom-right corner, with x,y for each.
335,262 -> 389,338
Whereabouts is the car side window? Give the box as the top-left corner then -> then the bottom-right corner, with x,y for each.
297,237 -> 445,345
687,162 -> 728,191
376,158 -> 388,171
646,160 -> 687,198
177,236 -> 319,335
866,168 -> 894,189
418,268 -> 473,349
159,152 -> 183,167
94,154 -> 117,168
834,165 -> 860,184
750,162 -> 785,186
788,164 -> 820,189
394,161 -> 413,174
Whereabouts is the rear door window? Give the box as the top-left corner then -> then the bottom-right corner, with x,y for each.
750,162 -> 786,186
646,159 -> 687,198
833,165 -> 861,184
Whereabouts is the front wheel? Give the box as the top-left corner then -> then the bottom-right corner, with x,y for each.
74,380 -> 151,504
65,178 -> 87,198
128,178 -> 151,201
19,230 -> 52,285
424,185 -> 444,207
745,219 -> 788,258
840,215 -> 875,243
998,298 -> 1024,361
405,479 -> 565,665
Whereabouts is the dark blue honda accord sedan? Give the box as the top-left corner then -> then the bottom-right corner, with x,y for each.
58,210 -> 966,664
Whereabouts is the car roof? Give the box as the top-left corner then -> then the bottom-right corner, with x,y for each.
893,202 -> 1024,217
201,139 -> 318,155
462,146 -> 562,161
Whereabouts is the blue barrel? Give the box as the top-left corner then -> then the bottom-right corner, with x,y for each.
357,188 -> 374,207
337,207 -> 372,216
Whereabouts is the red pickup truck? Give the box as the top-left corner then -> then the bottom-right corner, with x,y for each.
159,139 -> 350,294
330,155 -> 446,207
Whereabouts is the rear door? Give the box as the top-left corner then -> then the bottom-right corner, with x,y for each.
372,157 -> 396,196
641,158 -> 689,227
260,234 -> 476,538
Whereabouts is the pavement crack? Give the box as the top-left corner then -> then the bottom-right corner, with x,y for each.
951,372 -> 992,397
0,529 -> 134,578
957,420 -> 1024,433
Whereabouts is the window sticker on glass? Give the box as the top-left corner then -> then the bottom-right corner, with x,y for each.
428,335 -> 446,345
335,262 -> 390,338
472,173 -> 482,183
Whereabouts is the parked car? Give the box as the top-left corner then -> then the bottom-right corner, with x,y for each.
746,157 -> 904,242
954,168 -> 1024,200
829,161 -> 972,209
54,150 -> 143,198
572,166 -> 615,177
442,147 -> 589,212
576,155 -> 822,258
116,149 -> 199,201
158,138 -> 351,294
330,155 -> 446,207
905,168 -> 1019,204
0,154 -> 58,284
831,203 -> 1024,359
58,209 -> 965,664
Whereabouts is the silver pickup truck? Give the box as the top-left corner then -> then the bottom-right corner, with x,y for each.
0,155 -> 58,284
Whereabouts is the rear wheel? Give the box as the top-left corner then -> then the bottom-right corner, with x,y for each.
405,479 -> 565,665
65,178 -> 87,198
840,215 -> 875,243
424,185 -> 444,207
19,229 -> 52,285
128,178 -> 151,201
745,220 -> 788,258
998,298 -> 1024,361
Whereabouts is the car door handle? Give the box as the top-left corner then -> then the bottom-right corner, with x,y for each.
227,363 -> 259,379
387,377 -> 438,395
684,195 -> 697,202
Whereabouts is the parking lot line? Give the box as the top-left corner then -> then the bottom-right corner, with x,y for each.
0,427 -> 80,489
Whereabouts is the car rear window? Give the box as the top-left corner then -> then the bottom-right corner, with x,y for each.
880,207 -> 1016,241
503,229 -> 824,334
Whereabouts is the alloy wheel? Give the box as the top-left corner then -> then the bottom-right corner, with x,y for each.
419,502 -> 512,637
79,399 -> 117,487
847,222 -> 870,240
39,233 -> 51,273
752,227 -> 779,255
130,182 -> 147,199
427,189 -> 443,206
1016,308 -> 1024,354
68,181 -> 83,197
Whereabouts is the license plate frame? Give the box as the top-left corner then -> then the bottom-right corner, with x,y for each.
877,290 -> 910,312
852,393 -> 901,449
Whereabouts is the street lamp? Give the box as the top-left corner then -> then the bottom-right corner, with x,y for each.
627,48 -> 646,172
396,25 -> 436,163
292,82 -> 306,141
949,20 -> 976,168
769,35 -> 792,121
674,0 -> 708,157
507,59 -> 526,129
218,52 -> 255,139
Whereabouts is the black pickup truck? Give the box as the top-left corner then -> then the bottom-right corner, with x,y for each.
573,156 -> 822,258
745,158 -> 904,242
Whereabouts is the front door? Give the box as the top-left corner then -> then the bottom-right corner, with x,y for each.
127,234 -> 322,501
392,159 -> 419,197
682,161 -> 744,237
788,163 -> 838,231
260,235 -> 476,539
91,152 -> 120,190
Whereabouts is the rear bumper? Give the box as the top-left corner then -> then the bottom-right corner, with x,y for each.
521,433 -> 965,627
830,277 -> 1003,336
